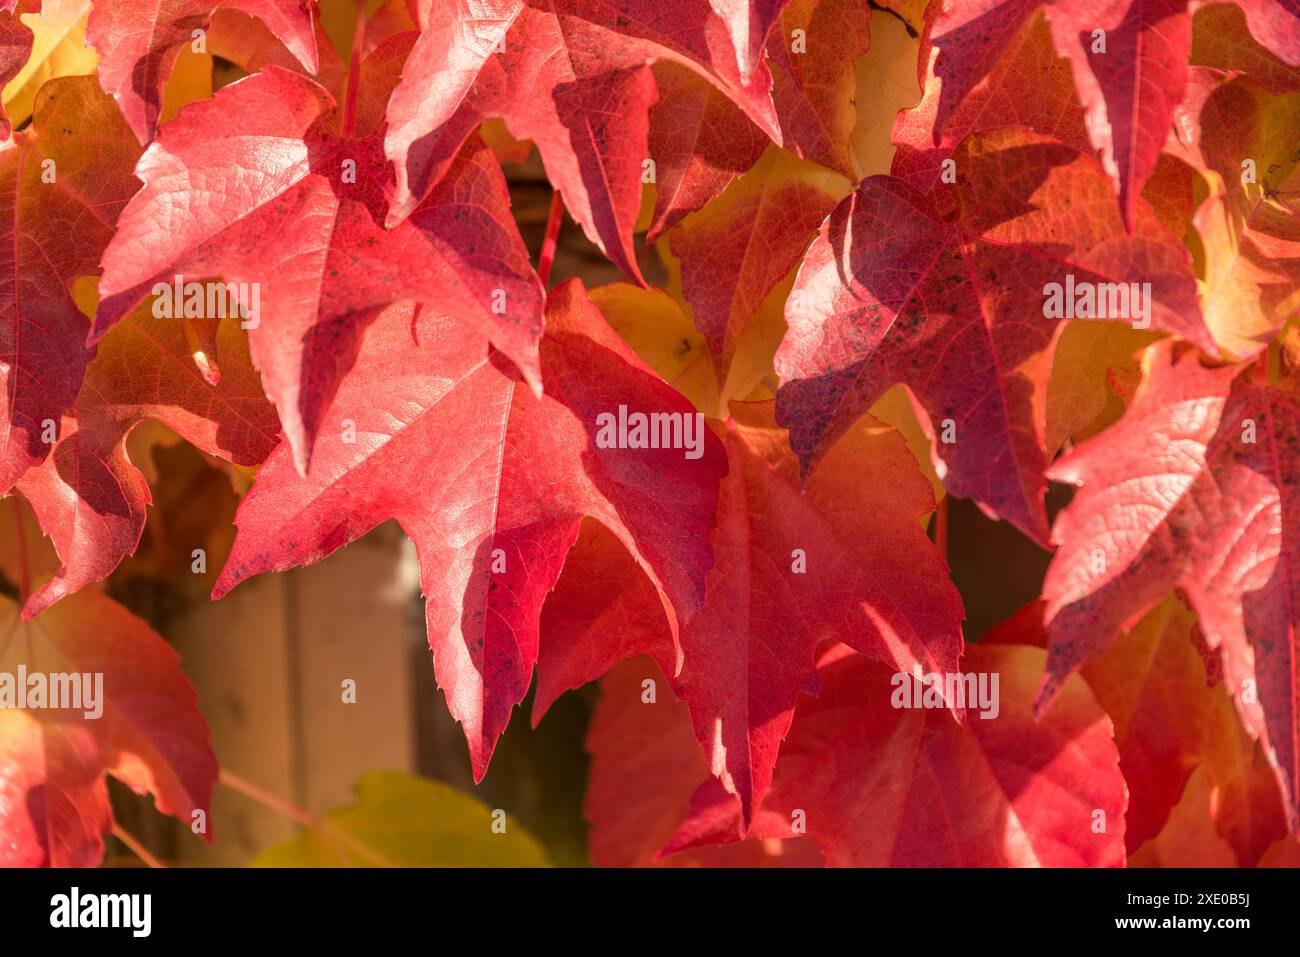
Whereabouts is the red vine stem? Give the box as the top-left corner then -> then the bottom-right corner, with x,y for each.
218,768 -> 395,866
112,822 -> 166,869
341,0 -> 368,138
219,767 -> 318,827
537,189 -> 564,286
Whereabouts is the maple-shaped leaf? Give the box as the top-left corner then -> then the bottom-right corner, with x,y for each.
926,0 -> 1297,228
533,519 -> 675,722
583,655 -> 823,866
986,595 -> 1291,862
383,0 -> 785,281
990,598 -> 1215,851
674,401 -> 963,822
85,0 -> 318,143
16,300 -> 280,617
213,283 -> 725,780
535,280 -> 963,821
1041,337 -> 1300,830
539,399 -> 963,822
775,126 -> 1212,543
1126,767 -> 1239,866
94,60 -> 543,474
663,643 -> 1127,866
0,587 -> 216,867
545,0 -> 862,243
643,62 -> 768,241
0,76 -> 141,497
669,148 -> 848,378
765,0 -> 871,176
1202,692 -> 1294,865
1043,320 -> 1157,455
1191,3 -> 1300,94
990,599 -> 1210,850
0,0 -> 36,140
1170,69 -> 1300,358
1220,0 -> 1300,68
891,10 -> 1089,196
1,0 -> 100,135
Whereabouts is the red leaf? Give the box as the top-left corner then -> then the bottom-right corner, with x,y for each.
987,595 -> 1289,858
927,1 -> 1297,227
1191,3 -> 1300,93
95,61 -> 543,474
644,62 -> 768,241
676,402 -> 962,823
0,588 -> 216,867
539,401 -> 963,823
669,148 -> 846,377
775,126 -> 1212,543
214,283 -> 725,780
533,520 -> 675,724
383,0 -> 785,279
0,0 -> 36,140
1042,338 -> 1300,829
0,76 -> 141,497
766,0 -> 871,175
16,306 -> 280,618
663,644 -> 1127,866
85,0 -> 318,142
892,10 -> 1089,196
583,655 -> 822,866
928,0 -> 1191,229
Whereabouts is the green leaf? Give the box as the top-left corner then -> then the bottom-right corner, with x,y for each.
254,771 -> 551,867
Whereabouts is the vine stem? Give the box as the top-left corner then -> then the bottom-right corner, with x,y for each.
341,0 -> 367,138
112,823 -> 166,869
219,767 -> 318,826
537,189 -> 564,286
217,768 -> 396,866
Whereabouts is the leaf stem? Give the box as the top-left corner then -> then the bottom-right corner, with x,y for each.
112,822 -> 166,868
219,767 -> 318,827
217,768 -> 396,866
341,0 -> 368,138
537,189 -> 564,286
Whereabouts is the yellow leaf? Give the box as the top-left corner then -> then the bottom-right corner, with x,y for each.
868,384 -> 944,503
1045,321 -> 1159,454
850,4 -> 924,179
589,282 -> 722,417
2,0 -> 96,131
1182,76 -> 1300,358
159,43 -> 213,126
668,146 -> 849,379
